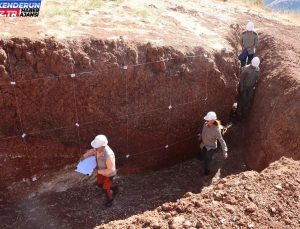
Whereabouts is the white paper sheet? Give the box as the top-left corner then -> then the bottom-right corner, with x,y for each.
75,156 -> 97,176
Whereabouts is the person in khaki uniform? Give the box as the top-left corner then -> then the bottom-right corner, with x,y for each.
80,135 -> 118,207
236,57 -> 260,117
240,21 -> 259,67
197,112 -> 228,176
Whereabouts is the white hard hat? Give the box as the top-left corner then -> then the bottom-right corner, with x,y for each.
91,135 -> 108,148
246,21 -> 254,31
204,111 -> 217,121
251,57 -> 260,68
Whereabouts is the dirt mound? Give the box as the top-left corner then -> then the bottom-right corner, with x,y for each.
97,157 -> 300,229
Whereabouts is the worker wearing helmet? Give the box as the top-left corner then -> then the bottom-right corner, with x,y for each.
198,112 -> 228,176
236,57 -> 260,118
240,21 -> 259,67
81,135 -> 118,207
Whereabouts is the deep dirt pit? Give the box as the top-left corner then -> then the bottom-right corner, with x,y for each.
0,28 -> 299,228
0,0 -> 300,228
0,36 -> 239,203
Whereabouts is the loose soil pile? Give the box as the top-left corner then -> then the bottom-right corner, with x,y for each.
97,157 -> 300,229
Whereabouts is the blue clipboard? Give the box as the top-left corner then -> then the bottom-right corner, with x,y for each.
75,156 -> 97,176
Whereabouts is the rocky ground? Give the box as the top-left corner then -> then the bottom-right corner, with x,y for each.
0,147 -> 247,229
97,157 -> 300,229
1,153 -> 299,229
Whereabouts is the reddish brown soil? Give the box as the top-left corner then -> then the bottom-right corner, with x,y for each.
0,37 -> 238,201
232,15 -> 300,171
0,147 -> 246,229
0,0 -> 299,228
1,156 -> 298,229
97,157 -> 300,229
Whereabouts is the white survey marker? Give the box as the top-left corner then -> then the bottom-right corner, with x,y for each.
75,156 -> 97,176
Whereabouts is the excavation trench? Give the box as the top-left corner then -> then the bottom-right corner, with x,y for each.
0,37 -> 239,203
0,25 -> 299,206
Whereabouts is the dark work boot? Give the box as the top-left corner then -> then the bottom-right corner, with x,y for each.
104,199 -> 113,207
104,189 -> 114,207
112,186 -> 119,198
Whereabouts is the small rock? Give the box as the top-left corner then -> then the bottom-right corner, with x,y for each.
275,183 -> 282,190
232,216 -> 238,222
183,192 -> 193,198
162,203 -> 172,212
221,48 -> 227,54
225,205 -> 235,213
245,203 -> 257,213
171,211 -> 177,216
284,219 -> 292,225
224,196 -> 237,205
164,213 -> 172,219
183,220 -> 192,228
151,222 -> 161,229
196,221 -> 204,228
186,207 -> 193,213
245,186 -> 252,191
248,223 -> 255,228
169,224 -> 176,229
173,216 -> 185,224
215,183 -> 224,190
220,218 -> 226,224
194,201 -> 201,207
213,191 -> 224,201
176,205 -> 186,213
248,194 -> 256,202
82,56 -> 91,66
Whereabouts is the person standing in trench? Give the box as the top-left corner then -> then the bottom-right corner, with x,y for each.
80,135 -> 118,207
240,21 -> 259,67
236,57 -> 260,118
197,111 -> 228,176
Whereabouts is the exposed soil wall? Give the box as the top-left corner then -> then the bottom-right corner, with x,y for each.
0,38 -> 239,193
243,32 -> 300,171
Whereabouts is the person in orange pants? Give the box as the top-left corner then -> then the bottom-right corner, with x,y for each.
97,173 -> 115,203
81,135 -> 118,207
